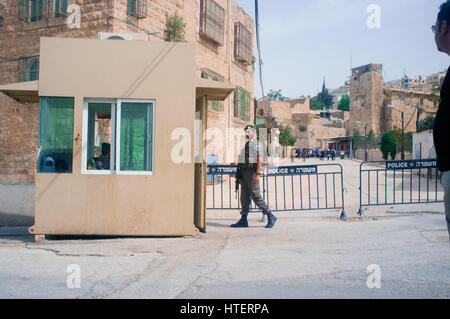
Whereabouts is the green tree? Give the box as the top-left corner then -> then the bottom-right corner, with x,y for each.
380,131 -> 397,160
268,89 -> 284,101
279,125 -> 297,157
338,95 -> 350,111
418,115 -> 435,132
318,91 -> 333,108
367,129 -> 376,148
353,129 -> 363,151
310,98 -> 326,110
165,14 -> 186,42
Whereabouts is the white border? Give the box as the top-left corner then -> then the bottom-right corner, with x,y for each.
116,99 -> 155,176
81,98 -> 117,175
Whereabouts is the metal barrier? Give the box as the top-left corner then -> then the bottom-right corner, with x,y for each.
358,159 -> 444,216
207,164 -> 347,220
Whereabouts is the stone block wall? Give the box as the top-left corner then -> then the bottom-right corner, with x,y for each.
0,94 -> 39,184
0,0 -> 255,180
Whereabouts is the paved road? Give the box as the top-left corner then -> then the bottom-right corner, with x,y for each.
0,159 -> 448,299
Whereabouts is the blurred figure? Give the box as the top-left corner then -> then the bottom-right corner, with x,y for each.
433,0 -> 450,238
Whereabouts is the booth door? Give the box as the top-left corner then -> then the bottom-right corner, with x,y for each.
194,96 -> 207,232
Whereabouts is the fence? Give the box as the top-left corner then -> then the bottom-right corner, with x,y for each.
207,164 -> 347,220
358,159 -> 444,216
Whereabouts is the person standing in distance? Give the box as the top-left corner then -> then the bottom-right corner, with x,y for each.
433,0 -> 450,238
231,125 -> 277,229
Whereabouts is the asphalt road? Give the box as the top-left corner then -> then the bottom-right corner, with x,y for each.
0,159 -> 448,299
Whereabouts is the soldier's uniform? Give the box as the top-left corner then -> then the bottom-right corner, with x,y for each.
237,138 -> 271,216
232,130 -> 277,228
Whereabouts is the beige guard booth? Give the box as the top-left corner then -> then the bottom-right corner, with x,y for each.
0,37 -> 234,236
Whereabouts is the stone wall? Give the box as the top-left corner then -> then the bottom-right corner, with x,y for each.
0,94 -> 39,184
349,64 -> 439,138
256,99 -> 346,149
0,0 -> 255,178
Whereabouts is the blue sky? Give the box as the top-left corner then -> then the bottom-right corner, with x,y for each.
235,0 -> 449,98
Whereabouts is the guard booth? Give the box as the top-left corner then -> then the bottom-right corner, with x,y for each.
0,37 -> 233,236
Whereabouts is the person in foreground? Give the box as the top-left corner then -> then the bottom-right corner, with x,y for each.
433,0 -> 450,239
231,125 -> 277,229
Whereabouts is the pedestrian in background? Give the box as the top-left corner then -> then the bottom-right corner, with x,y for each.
433,0 -> 450,239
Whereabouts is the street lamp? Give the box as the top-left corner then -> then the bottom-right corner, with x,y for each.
387,104 -> 405,160
354,121 -> 368,161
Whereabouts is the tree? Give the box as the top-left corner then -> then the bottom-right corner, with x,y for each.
268,89 -> 284,101
165,14 -> 186,42
367,129 -> 376,148
379,127 -> 413,160
279,125 -> 297,158
353,129 -> 363,151
418,115 -> 435,132
318,78 -> 333,108
310,98 -> 326,110
380,131 -> 397,160
338,95 -> 350,111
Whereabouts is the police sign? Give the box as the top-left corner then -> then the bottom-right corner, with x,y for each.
264,166 -> 318,176
207,165 -> 318,176
386,159 -> 437,170
207,166 -> 238,175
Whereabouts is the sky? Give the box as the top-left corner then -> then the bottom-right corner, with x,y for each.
234,0 -> 449,99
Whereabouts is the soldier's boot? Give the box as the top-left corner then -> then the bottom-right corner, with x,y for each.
231,215 -> 248,228
265,212 -> 277,229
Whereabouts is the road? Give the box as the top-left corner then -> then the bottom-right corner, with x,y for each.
0,159 -> 448,299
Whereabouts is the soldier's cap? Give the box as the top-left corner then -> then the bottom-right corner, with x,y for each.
244,124 -> 257,131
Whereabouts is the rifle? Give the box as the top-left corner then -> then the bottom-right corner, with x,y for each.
235,167 -> 243,199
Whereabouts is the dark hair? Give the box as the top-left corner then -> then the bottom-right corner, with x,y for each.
438,0 -> 450,30
101,143 -> 110,156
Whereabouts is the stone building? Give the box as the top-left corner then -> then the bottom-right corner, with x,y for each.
0,0 -> 254,185
256,99 -> 348,150
348,63 -> 439,140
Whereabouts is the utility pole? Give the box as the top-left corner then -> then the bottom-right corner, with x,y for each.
401,111 -> 405,160
416,100 -> 421,133
364,124 -> 368,162
255,0 -> 265,99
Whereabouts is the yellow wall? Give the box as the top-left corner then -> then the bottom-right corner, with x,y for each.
31,38 -> 197,236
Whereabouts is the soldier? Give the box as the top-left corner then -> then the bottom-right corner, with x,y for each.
231,125 -> 277,229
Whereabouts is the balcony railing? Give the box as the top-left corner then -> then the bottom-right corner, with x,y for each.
199,0 -> 225,45
234,22 -> 252,65
18,56 -> 39,82
127,0 -> 148,19
18,0 -> 67,23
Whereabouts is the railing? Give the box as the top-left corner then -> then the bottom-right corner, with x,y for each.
358,159 -> 444,216
207,164 -> 347,220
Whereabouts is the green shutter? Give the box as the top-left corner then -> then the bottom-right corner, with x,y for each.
38,97 -> 74,173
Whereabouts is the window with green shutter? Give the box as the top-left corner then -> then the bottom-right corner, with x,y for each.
18,56 -> 39,82
37,97 -> 74,173
234,87 -> 251,121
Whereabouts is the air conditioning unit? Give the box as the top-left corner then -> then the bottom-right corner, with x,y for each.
97,32 -> 148,41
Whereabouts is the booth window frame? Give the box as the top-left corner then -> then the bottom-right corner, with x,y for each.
82,98 -> 155,176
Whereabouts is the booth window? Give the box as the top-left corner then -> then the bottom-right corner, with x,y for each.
37,97 -> 74,173
86,103 -> 113,172
118,102 -> 153,172
83,99 -> 154,175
